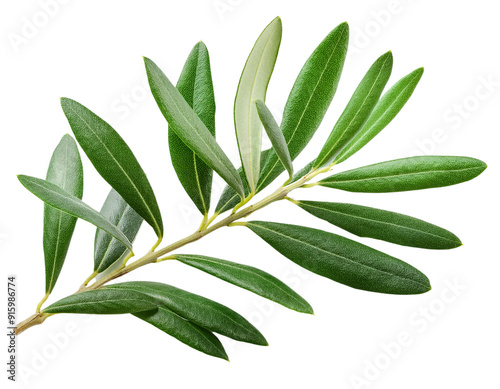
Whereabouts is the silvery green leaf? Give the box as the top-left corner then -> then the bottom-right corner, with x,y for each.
234,17 -> 282,192
18,175 -> 132,251
43,135 -> 83,294
94,189 -> 143,273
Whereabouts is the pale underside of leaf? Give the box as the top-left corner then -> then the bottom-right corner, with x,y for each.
234,16 -> 282,192
18,175 -> 132,250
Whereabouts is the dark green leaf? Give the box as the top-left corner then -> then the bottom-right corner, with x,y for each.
293,200 -> 462,249
144,57 -> 244,197
106,282 -> 267,345
215,149 -> 271,214
334,68 -> 424,164
314,51 -> 393,168
43,135 -> 83,294
60,98 -> 163,239
257,22 -> 349,191
175,254 -> 313,314
42,289 -> 157,314
169,42 -> 216,215
235,17 -> 282,191
94,189 -> 143,273
318,156 -> 487,192
134,307 -> 228,360
18,175 -> 132,250
255,100 -> 293,179
244,221 -> 431,295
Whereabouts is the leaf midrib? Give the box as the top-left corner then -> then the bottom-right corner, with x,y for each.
258,27 -> 347,190
316,55 -> 391,167
300,202 -> 457,243
325,166 -> 482,185
248,223 -> 428,288
179,255 -> 306,307
66,103 -> 161,236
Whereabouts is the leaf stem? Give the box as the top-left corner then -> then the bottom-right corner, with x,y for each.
81,271 -> 99,287
15,165 -> 327,335
36,292 -> 50,313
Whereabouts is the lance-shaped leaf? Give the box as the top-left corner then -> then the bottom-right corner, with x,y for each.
144,57 -> 244,198
318,156 -> 487,192
333,68 -> 424,164
175,254 -> 313,314
243,221 -> 431,295
134,306 -> 228,360
94,189 -> 143,273
257,22 -> 349,191
60,98 -> 163,239
314,51 -> 393,168
255,100 -> 293,179
18,175 -> 132,251
43,135 -> 83,294
292,200 -> 462,249
169,42 -> 216,216
215,149 -> 271,214
42,288 -> 158,314
106,282 -> 267,345
234,17 -> 282,192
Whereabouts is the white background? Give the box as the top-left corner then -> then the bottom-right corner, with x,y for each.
1,0 -> 498,388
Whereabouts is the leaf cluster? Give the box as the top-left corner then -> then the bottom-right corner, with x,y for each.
17,17 -> 486,359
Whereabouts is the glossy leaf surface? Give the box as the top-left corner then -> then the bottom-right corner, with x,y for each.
134,306 -> 228,360
175,254 -> 312,313
107,282 -> 267,345
169,42 -> 216,215
319,156 -> 487,192
244,221 -> 431,295
333,68 -> 424,164
294,200 -> 462,249
257,22 -> 349,191
314,51 -> 393,168
145,57 -> 244,197
61,98 -> 163,238
43,289 -> 157,314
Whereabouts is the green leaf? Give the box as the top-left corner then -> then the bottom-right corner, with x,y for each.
318,156 -> 487,192
18,175 -> 132,251
314,51 -> 393,168
215,149 -> 271,214
255,100 -> 293,179
257,22 -> 349,191
244,221 -> 431,295
134,307 -> 228,360
94,189 -> 143,273
42,288 -> 158,314
144,57 -> 244,198
333,68 -> 424,164
293,200 -> 462,249
234,17 -> 282,192
169,42 -> 216,216
289,160 -> 316,184
175,254 -> 313,314
60,98 -> 163,239
106,282 -> 267,345
43,135 -> 83,294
